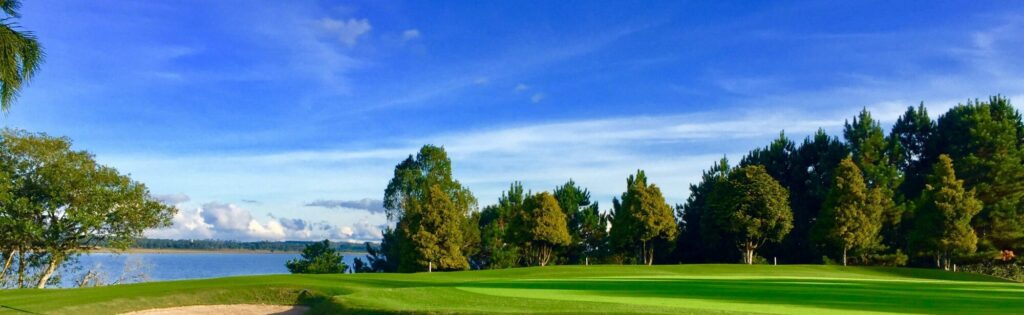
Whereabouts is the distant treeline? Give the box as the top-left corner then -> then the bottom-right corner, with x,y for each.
101,238 -> 371,253
352,95 -> 1024,275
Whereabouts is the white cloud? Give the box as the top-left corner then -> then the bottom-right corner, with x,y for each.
401,29 -> 420,41
146,202 -> 382,242
319,18 -> 372,47
531,93 -> 545,103
514,83 -> 529,92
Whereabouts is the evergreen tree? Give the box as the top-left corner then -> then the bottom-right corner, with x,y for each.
382,145 -> 476,272
786,129 -> 849,263
677,157 -> 731,263
610,170 -> 678,265
890,103 -> 935,200
518,192 -> 572,266
709,165 -> 793,264
286,240 -> 348,274
813,157 -> 883,266
910,155 -> 982,269
931,96 -> 1024,252
478,182 -> 526,268
844,109 -> 903,252
552,180 -> 599,264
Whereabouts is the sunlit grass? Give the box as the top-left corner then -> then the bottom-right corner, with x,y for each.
1,265 -> 1020,314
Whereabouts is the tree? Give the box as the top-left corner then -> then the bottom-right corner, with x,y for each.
813,157 -> 883,266
609,170 -> 677,265
0,129 -> 175,288
286,240 -> 347,274
516,192 -> 571,266
931,96 -> 1024,252
382,145 -> 476,272
786,129 -> 849,263
890,103 -> 935,200
478,182 -> 526,269
844,109 -> 903,252
709,165 -> 793,265
552,180 -> 598,264
910,155 -> 983,270
0,0 -> 43,112
678,157 -> 736,263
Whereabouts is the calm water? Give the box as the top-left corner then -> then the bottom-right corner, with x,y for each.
61,252 -> 364,287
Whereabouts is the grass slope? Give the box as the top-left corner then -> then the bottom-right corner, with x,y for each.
1,265 -> 1021,314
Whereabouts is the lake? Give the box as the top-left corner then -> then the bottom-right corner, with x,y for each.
61,252 -> 365,287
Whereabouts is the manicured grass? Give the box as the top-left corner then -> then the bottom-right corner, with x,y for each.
1,265 -> 1021,314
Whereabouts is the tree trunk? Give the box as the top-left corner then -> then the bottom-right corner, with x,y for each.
539,245 -> 550,267
744,241 -> 756,265
428,261 -> 432,273
37,256 -> 61,289
842,247 -> 848,266
17,250 -> 26,288
0,250 -> 14,282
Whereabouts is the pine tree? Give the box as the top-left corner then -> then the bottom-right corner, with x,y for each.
844,109 -> 903,252
910,155 -> 982,270
678,157 -> 731,263
814,157 -> 883,266
931,96 -> 1024,252
788,129 -> 849,263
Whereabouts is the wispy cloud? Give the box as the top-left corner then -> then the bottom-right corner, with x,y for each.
305,198 -> 386,214
401,29 -> 420,42
319,18 -> 372,47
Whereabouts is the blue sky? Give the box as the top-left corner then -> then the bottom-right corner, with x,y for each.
5,1 -> 1024,241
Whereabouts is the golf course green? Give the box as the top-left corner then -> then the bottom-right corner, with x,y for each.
1,265 -> 1020,314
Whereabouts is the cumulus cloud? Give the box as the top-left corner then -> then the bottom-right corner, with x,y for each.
146,202 -> 381,242
305,198 -> 386,214
401,29 -> 420,41
319,18 -> 372,46
153,193 -> 190,205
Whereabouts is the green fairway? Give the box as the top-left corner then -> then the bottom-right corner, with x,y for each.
1,265 -> 1021,314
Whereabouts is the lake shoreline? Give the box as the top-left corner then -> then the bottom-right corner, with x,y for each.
87,248 -> 367,255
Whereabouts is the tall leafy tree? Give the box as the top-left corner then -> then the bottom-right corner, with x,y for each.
910,155 -> 982,269
0,0 -> 43,112
931,96 -> 1024,252
844,109 -> 903,251
0,129 -> 175,288
709,165 -> 793,265
610,170 -> 677,265
552,180 -> 599,264
382,145 -> 476,272
813,157 -> 883,266
516,192 -> 571,266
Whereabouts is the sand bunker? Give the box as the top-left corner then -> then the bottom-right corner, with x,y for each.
120,304 -> 309,315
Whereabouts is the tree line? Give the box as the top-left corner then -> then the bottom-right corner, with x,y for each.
358,96 -> 1023,272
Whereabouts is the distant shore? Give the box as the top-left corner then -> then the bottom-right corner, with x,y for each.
87,247 -> 367,255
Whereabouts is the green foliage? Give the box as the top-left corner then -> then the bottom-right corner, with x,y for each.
709,165 -> 793,264
678,157 -> 732,263
478,182 -> 526,269
382,145 -> 475,272
610,170 -> 677,265
286,240 -> 347,274
0,0 -> 43,112
516,192 -> 571,266
890,103 -> 935,200
813,157 -> 883,266
910,155 -> 983,269
931,96 -> 1024,252
0,129 -> 175,288
844,109 -> 903,251
552,180 -> 600,264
